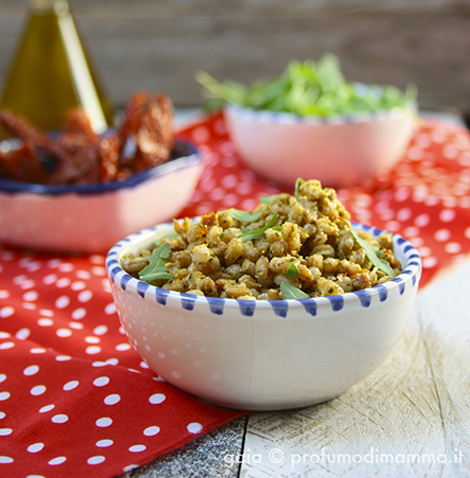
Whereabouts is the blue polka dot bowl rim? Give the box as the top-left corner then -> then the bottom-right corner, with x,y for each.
224,102 -> 417,190
106,220 -> 421,411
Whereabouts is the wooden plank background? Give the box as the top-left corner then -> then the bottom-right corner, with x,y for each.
0,0 -> 469,115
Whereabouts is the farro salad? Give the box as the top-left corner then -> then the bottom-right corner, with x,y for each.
121,179 -> 401,300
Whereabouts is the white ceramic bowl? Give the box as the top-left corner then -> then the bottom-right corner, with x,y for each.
225,104 -> 416,189
106,220 -> 421,411
0,140 -> 203,253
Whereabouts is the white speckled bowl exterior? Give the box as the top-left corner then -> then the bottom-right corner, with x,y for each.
106,222 -> 421,411
0,141 -> 203,253
225,104 -> 416,189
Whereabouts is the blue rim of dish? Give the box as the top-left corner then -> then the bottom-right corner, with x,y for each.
225,102 -> 417,126
106,221 -> 422,318
0,139 -> 201,196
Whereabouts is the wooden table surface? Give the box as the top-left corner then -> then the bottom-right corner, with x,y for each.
119,112 -> 470,478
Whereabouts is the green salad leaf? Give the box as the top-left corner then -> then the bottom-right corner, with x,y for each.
138,243 -> 173,283
280,282 -> 310,300
231,209 -> 262,222
350,230 -> 396,277
196,54 -> 416,117
240,213 -> 278,243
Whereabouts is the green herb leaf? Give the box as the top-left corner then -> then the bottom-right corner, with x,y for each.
154,232 -> 179,246
195,70 -> 247,105
139,243 -> 173,283
350,230 -> 397,277
231,209 -> 262,222
240,213 -> 278,243
259,196 -> 274,204
141,271 -> 174,281
294,178 -> 305,198
285,262 -> 300,280
280,282 -> 310,299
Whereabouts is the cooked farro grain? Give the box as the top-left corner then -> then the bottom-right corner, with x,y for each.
121,179 -> 401,300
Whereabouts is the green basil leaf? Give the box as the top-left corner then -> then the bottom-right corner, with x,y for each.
139,243 -> 173,283
231,209 -> 262,222
280,282 -> 310,299
285,262 -> 300,280
240,213 -> 278,243
350,230 -> 397,277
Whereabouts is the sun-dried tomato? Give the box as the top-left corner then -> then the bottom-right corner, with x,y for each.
48,109 -> 101,184
98,135 -> 120,182
0,92 -> 175,185
0,110 -> 62,183
61,109 -> 98,144
0,143 -> 50,183
118,92 -> 174,171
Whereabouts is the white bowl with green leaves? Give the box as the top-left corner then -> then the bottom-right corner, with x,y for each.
106,220 -> 421,411
197,55 -> 417,188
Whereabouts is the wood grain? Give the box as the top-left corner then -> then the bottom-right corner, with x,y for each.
417,262 -> 470,476
0,1 -> 469,113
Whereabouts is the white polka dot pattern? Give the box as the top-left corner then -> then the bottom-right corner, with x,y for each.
0,244 -> 238,478
187,422 -> 203,434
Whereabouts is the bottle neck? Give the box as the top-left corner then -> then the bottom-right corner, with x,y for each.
28,0 -> 69,15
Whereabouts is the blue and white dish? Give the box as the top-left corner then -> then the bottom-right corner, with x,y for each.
106,220 -> 421,411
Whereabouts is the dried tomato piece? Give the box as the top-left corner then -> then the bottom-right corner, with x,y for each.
48,146 -> 99,184
0,110 -> 59,153
50,109 -> 101,184
118,92 -> 174,172
60,109 -> 98,145
118,93 -> 148,142
0,143 -> 51,183
0,110 -> 62,181
98,134 -> 120,182
117,92 -> 148,168
114,168 -> 132,181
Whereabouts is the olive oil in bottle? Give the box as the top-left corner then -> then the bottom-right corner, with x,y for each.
0,0 -> 113,133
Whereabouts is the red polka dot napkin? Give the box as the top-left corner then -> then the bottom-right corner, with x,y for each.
1,112 -> 470,478
0,251 -> 245,478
